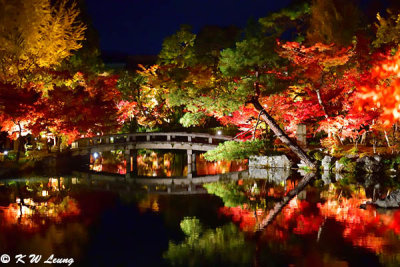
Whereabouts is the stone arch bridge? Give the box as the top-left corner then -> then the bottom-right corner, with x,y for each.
71,132 -> 232,178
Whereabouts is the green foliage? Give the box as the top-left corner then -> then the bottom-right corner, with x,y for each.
338,156 -> 356,173
117,71 -> 144,101
348,146 -> 359,155
180,217 -> 203,238
393,155 -> 400,165
345,161 -> 356,173
259,2 -> 310,40
193,25 -> 240,66
313,151 -> 324,161
4,151 -> 17,161
179,112 -> 207,127
299,165 -> 313,172
219,36 -> 280,77
334,175 -> 358,198
313,179 -> 325,188
151,7 -> 303,127
158,25 -> 196,66
135,126 -> 162,133
217,28 -> 291,114
137,149 -> 156,156
154,25 -> 242,119
308,150 -> 324,161
382,155 -> 400,170
25,150 -> 49,161
164,218 -> 253,266
338,156 -> 351,166
203,181 -> 247,207
203,140 -> 267,161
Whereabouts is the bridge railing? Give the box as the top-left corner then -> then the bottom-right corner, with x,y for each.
71,132 -> 232,149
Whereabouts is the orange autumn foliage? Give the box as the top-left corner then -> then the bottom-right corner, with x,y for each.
355,50 -> 400,127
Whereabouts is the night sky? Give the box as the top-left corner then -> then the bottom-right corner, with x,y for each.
85,0 -> 294,55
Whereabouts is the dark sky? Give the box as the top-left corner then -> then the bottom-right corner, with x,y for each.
85,0 -> 294,55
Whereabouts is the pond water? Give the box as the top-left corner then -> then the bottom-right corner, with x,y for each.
1,170 -> 400,266
89,150 -> 247,177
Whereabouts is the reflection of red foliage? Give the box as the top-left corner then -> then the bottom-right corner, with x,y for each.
219,184 -> 400,256
318,198 -> 391,253
276,199 -> 324,235
219,206 -> 256,232
196,155 -> 247,176
0,197 -> 80,233
293,214 -> 323,235
388,210 -> 400,234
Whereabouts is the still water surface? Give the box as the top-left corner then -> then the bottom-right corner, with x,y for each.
1,169 -> 400,266
89,150 -> 247,176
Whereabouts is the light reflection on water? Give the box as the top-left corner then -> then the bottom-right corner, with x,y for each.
0,178 -> 79,232
89,150 -> 248,177
0,172 -> 400,266
200,174 -> 400,266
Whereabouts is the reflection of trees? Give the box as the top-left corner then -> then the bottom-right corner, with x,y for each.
0,178 -> 80,232
204,178 -> 294,209
207,175 -> 400,266
204,181 -> 248,207
196,154 -> 247,176
0,221 -> 88,261
0,196 -> 80,232
164,217 -> 254,266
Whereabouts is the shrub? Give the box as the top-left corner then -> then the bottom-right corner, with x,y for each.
203,140 -> 274,161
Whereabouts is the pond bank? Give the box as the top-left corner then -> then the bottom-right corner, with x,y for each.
0,151 -> 86,178
250,153 -> 400,174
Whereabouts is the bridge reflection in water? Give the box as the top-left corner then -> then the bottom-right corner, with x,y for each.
71,132 -> 245,179
89,151 -> 248,178
72,170 -> 250,195
71,164 -> 292,195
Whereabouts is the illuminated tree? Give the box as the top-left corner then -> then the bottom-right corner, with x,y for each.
60,0 -> 104,74
355,50 -> 400,127
138,25 -> 239,129
278,42 -> 354,119
0,82 -> 42,160
217,29 -> 316,167
373,10 -> 400,48
149,7 -> 316,167
203,140 -> 269,161
0,0 -> 85,87
30,73 -> 125,144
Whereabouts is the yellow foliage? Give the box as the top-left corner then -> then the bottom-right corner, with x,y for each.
0,0 -> 86,87
374,11 -> 400,47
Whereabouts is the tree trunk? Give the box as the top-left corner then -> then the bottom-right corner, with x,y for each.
16,137 -> 23,163
15,122 -> 23,163
384,130 -> 393,154
315,89 -> 329,119
252,111 -> 262,140
56,136 -> 61,152
257,172 -> 316,229
250,97 -> 316,169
